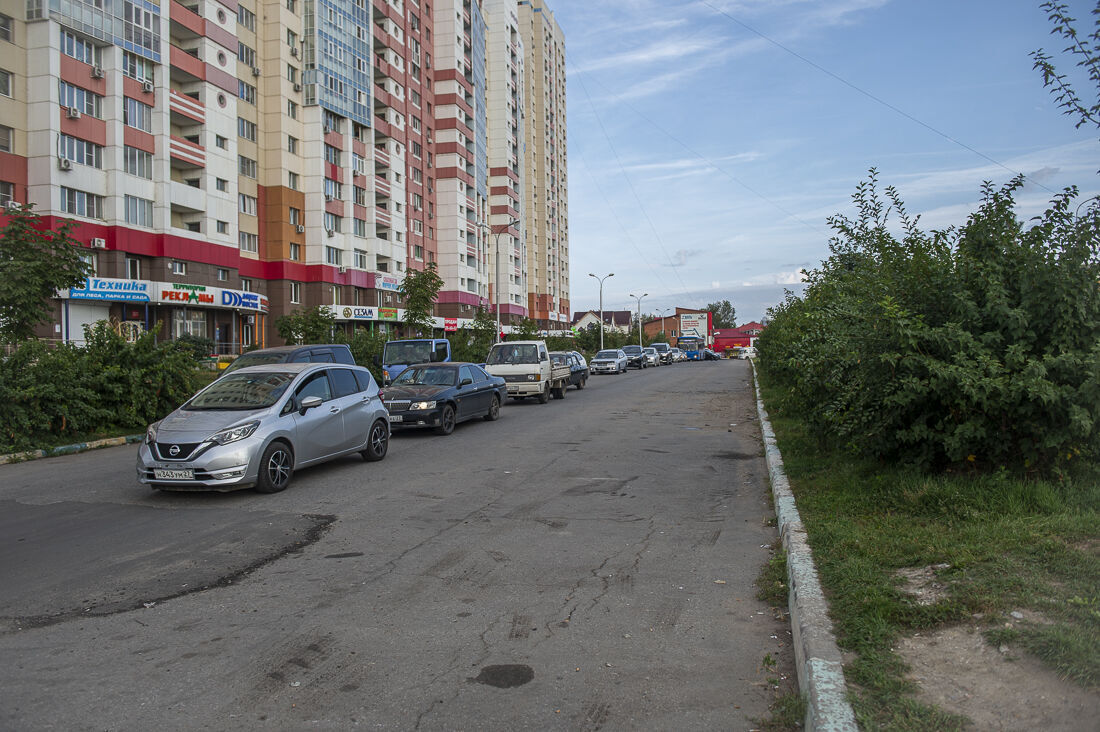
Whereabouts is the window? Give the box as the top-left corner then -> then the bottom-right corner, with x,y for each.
61,30 -> 100,65
414,245 -> 424,260
59,134 -> 103,168
288,171 -> 299,190
60,187 -> 104,218
123,98 -> 153,132
353,186 -> 366,206
238,81 -> 256,104
241,278 -> 253,291
78,251 -> 97,276
289,243 -> 300,260
124,146 -> 153,178
237,117 -> 257,141
216,220 -> 228,234
237,6 -> 256,31
239,193 -> 257,215
126,257 -> 141,279
286,0 -> 296,12
325,246 -> 341,265
323,144 -> 340,165
170,260 -> 187,275
124,195 -> 153,226
354,218 -> 367,236
215,178 -> 228,192
0,14 -> 11,43
287,65 -> 297,83
238,42 -> 256,67
0,181 -> 13,205
354,249 -> 367,269
59,81 -> 103,117
289,281 -> 301,304
238,155 -> 257,178
121,51 -> 152,82
239,231 -> 258,253
323,212 -> 341,232
172,309 -> 206,339
0,69 -> 11,98
323,178 -> 342,200
411,140 -> 422,158
287,99 -> 298,118
215,135 -> 228,149
286,29 -> 297,46
217,268 -> 228,281
289,207 -> 301,225
0,125 -> 10,152
287,136 -> 298,154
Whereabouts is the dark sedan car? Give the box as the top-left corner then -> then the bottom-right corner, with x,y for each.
551,350 -> 588,390
381,362 -> 506,435
621,344 -> 646,368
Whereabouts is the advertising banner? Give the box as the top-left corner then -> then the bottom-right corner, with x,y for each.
444,318 -> 458,332
680,313 -> 706,338
66,278 -> 152,303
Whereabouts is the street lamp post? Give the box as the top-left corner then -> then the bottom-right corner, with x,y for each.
629,292 -> 648,351
588,272 -> 614,351
656,307 -> 669,338
481,217 -> 520,343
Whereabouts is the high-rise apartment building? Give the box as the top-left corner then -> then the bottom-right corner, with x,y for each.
0,0 -> 566,347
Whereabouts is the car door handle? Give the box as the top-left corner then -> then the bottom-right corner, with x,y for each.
329,406 -> 340,413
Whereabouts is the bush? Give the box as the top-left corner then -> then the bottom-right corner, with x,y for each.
757,172 -> 1100,474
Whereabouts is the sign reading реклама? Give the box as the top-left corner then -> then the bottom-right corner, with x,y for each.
67,278 -> 152,302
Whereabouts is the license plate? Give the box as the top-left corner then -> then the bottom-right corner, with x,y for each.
154,468 -> 194,480
388,414 -> 403,423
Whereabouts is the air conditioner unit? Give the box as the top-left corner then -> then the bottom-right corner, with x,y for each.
324,194 -> 333,202
352,170 -> 361,177
251,66 -> 261,76
142,80 -> 154,93
66,106 -> 81,119
337,266 -> 347,274
90,237 -> 106,249
323,125 -> 331,135
295,224 -> 305,233
58,157 -> 73,171
290,46 -> 299,58
4,200 -> 21,209
326,228 -> 335,237
293,83 -> 302,92
91,65 -> 104,79
246,315 -> 255,324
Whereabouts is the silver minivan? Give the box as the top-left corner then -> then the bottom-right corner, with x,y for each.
136,363 -> 389,493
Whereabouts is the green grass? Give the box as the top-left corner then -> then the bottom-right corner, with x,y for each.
758,378 -> 1100,729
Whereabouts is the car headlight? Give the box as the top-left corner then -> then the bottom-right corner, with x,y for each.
209,421 -> 260,446
410,401 -> 436,410
145,423 -> 159,444
526,373 -> 538,381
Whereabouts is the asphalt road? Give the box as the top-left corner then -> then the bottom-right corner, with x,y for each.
0,358 -> 794,731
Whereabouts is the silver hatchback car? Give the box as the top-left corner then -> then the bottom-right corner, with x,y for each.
136,363 -> 389,493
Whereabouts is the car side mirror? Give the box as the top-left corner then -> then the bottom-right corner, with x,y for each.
299,395 -> 322,415
460,377 -> 472,386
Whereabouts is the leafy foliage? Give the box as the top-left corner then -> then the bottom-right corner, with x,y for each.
174,333 -> 216,360
705,299 -> 737,328
0,324 -> 202,452
450,307 -> 497,363
275,305 -> 336,344
337,326 -> 389,382
399,263 -> 444,336
757,171 -> 1100,474
1031,0 -> 1100,131
0,204 -> 92,345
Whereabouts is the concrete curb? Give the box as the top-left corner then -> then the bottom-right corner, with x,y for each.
751,361 -> 858,731
0,434 -> 144,465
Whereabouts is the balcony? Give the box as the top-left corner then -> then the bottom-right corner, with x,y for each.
169,135 -> 205,168
169,89 -> 204,124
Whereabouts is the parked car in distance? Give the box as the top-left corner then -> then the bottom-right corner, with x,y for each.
703,348 -> 722,360
643,347 -> 661,367
551,350 -> 589,389
668,347 -> 684,362
738,346 -> 757,359
621,344 -> 646,369
651,342 -> 673,364
380,338 -> 452,385
137,363 -> 389,494
220,344 -> 355,377
589,349 -> 627,374
484,340 -> 572,402
382,362 -> 505,435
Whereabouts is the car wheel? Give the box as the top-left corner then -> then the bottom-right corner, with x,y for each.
434,404 -> 457,435
577,377 -> 586,390
361,419 -> 389,462
255,441 -> 293,494
552,384 -> 565,399
536,383 -> 550,404
484,395 -> 501,421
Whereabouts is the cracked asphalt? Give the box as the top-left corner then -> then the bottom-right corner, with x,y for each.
0,358 -> 794,731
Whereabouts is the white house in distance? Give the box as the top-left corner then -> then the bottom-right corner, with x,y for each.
571,310 -> 632,334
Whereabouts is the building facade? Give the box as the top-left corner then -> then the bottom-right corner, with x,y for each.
0,0 -> 566,348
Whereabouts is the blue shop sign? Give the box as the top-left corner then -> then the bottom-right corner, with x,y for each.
69,278 -> 151,302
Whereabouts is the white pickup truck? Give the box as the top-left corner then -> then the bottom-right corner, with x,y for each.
484,340 -> 572,403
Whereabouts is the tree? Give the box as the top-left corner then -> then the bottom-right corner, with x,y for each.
275,305 -> 336,344
705,299 -> 737,328
0,204 -> 93,344
1031,1 -> 1100,132
399,262 -> 444,336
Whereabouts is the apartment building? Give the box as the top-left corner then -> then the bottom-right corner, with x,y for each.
0,0 -> 566,347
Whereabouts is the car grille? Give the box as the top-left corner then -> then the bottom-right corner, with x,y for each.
502,375 -> 528,383
384,400 -> 411,411
154,442 -> 203,461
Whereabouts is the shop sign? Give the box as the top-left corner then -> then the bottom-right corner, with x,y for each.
68,278 -> 151,302
339,306 -> 377,321
680,313 -> 706,338
162,283 -> 214,305
377,275 -> 402,292
444,318 -> 458,332
379,307 -> 399,320
221,289 -> 268,312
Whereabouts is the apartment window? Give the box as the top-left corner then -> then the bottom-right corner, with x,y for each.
238,155 -> 257,178
286,0 -> 296,12
412,193 -> 423,211
124,195 -> 153,226
322,110 -> 341,132
287,100 -> 298,118
289,207 -> 301,225
61,30 -> 100,65
215,178 -> 228,192
0,14 -> 11,42
123,98 -> 153,132
411,140 -> 422,158
215,135 -> 228,149
323,212 -> 342,233
287,65 -> 297,83
126,257 -> 141,280
414,245 -> 424,260
325,246 -> 341,265
287,135 -> 298,154
286,29 -> 297,46
323,178 -> 342,200
59,81 -> 103,117
410,89 -> 421,107
354,249 -> 367,269
289,281 -> 301,304
238,231 -> 258,253
353,218 -> 367,237
239,193 -> 257,215
238,43 -> 256,67
324,144 -> 340,165
412,167 -> 422,183
60,187 -> 104,218
0,69 -> 11,98
217,268 -> 228,282
237,6 -> 256,31
0,181 -> 13,205
289,243 -> 300,261
59,134 -> 103,168
123,145 -> 153,178
241,278 -> 252,292
410,115 -> 421,133
170,260 -> 187,275
288,171 -> 299,190
121,51 -> 152,82
412,219 -> 423,234
216,220 -> 228,234
353,186 -> 366,206
237,117 -> 257,141
77,251 -> 97,276
0,125 -> 10,152
238,81 -> 256,105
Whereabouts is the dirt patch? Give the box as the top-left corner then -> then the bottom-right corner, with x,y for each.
897,624 -> 1100,730
895,563 -> 952,606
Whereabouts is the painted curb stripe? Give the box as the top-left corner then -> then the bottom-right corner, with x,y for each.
0,434 -> 144,465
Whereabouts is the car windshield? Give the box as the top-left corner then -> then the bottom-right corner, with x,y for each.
392,365 -> 457,386
550,353 -> 569,365
622,346 -> 641,354
595,350 -> 619,359
486,344 -> 539,365
383,341 -> 433,365
185,371 -> 294,410
222,352 -> 289,374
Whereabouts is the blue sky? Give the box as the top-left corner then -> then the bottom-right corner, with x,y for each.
557,0 -> 1100,323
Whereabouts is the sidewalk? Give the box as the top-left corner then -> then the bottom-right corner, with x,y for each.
0,434 -> 144,465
